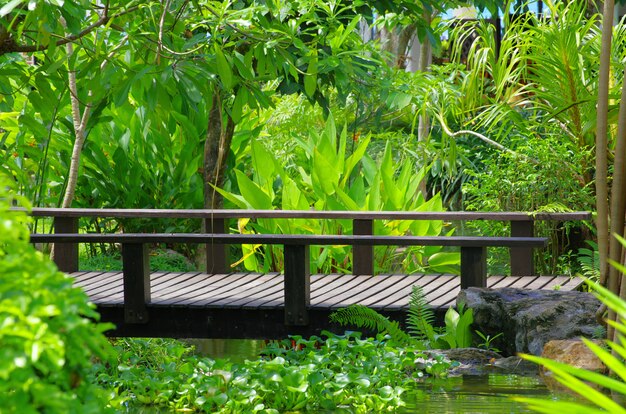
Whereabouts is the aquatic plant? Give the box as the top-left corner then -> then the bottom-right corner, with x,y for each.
94,332 -> 453,412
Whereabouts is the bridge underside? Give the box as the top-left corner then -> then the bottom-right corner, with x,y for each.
72,271 -> 583,339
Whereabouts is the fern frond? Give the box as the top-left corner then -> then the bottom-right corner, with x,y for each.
406,285 -> 437,343
329,305 -> 413,344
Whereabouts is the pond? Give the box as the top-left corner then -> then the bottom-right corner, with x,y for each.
182,339 -> 584,413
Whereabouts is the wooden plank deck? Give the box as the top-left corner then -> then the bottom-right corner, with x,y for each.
72,272 -> 584,339
73,271 -> 583,310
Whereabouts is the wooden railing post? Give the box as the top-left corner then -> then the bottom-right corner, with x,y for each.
353,219 -> 374,275
53,216 -> 79,272
510,219 -> 535,275
284,244 -> 310,326
122,243 -> 150,324
460,246 -> 487,288
205,217 -> 228,273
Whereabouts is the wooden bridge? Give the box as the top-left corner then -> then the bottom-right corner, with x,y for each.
28,209 -> 590,339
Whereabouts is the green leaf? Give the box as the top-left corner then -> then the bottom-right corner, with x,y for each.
312,148 -> 340,197
0,0 -> 24,17
304,56 -> 317,98
235,170 -> 273,209
215,46 -> 233,90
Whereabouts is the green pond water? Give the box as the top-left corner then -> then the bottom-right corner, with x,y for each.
179,339 -> 584,414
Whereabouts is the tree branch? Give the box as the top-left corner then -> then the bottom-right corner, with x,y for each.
0,5 -> 139,56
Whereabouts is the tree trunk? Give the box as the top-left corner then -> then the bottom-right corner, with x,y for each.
594,0 -> 615,337
203,89 -> 235,209
612,67 -> 626,343
61,42 -> 91,208
417,12 -> 432,199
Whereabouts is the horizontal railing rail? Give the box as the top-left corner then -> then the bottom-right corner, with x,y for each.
23,207 -> 591,277
23,207 -> 591,221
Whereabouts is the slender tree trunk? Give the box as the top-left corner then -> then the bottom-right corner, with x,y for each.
595,0 -> 615,337
613,68 -> 626,344
417,11 -> 432,199
203,89 -> 236,209
61,41 -> 91,208
204,92 -> 223,209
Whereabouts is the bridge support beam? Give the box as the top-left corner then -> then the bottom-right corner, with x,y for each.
122,243 -> 150,324
460,246 -> 487,289
353,219 -> 374,275
510,220 -> 535,276
53,217 -> 79,272
284,244 -> 310,326
205,217 -> 228,274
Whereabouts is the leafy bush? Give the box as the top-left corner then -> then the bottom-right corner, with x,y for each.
462,135 -> 593,275
217,115 -> 459,275
0,180 -> 115,412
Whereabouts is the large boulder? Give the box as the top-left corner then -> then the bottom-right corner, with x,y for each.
458,288 -> 601,356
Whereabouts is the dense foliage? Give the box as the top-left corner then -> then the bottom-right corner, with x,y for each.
0,179 -> 114,413
95,333 -> 453,413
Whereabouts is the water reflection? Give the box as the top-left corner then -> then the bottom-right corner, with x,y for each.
402,374 -> 577,414
183,338 -> 263,363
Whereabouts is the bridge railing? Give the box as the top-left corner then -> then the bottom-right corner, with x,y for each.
27,208 -> 591,276
25,208 -> 590,327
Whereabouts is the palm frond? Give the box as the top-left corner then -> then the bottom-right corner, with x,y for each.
329,304 -> 413,345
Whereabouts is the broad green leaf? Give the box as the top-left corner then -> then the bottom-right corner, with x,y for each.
312,148 -> 340,197
231,87 -> 247,123
334,186 -> 360,211
235,170 -> 273,209
342,134 -> 371,187
380,142 -> 402,209
304,56 -> 317,98
210,184 -> 249,209
215,46 -> 233,90
250,138 -> 275,188
0,0 -> 24,17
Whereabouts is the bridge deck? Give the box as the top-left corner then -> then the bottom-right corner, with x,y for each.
73,272 -> 583,339
74,271 -> 582,310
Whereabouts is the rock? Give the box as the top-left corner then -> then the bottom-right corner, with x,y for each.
423,348 -> 539,376
458,288 -> 601,356
541,339 -> 606,374
491,356 -> 539,375
425,348 -> 501,376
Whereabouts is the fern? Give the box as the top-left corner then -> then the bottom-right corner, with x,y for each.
329,305 -> 413,345
406,285 -> 437,344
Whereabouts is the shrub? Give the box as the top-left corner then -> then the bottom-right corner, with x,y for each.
0,180 -> 115,413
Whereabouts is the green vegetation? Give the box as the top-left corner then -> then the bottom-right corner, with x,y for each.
0,179 -> 114,413
4,0 -> 626,412
95,333 -> 453,413
330,286 -> 473,349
